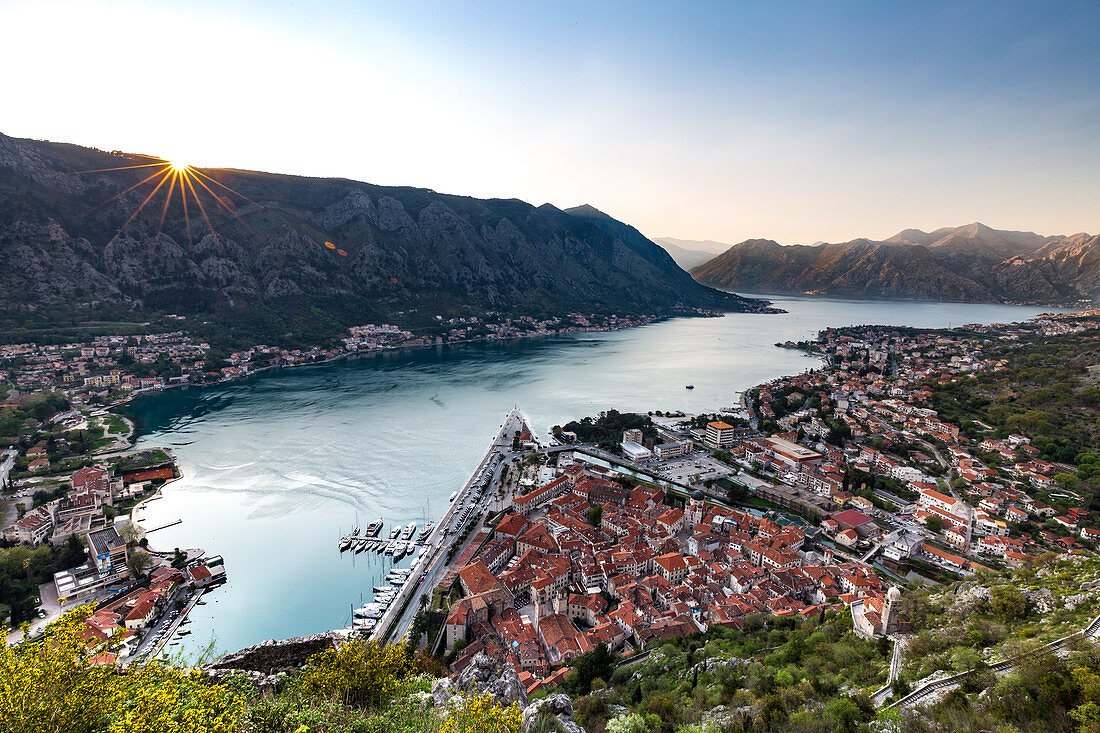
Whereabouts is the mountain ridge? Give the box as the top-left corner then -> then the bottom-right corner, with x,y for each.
0,133 -> 772,346
688,223 -> 1099,305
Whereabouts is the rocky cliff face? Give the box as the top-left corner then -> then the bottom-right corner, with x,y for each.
0,133 -> 768,339
690,224 -> 1100,305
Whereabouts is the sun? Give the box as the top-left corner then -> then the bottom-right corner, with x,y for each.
168,160 -> 190,172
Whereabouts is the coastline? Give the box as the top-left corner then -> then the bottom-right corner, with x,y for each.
106,311 -> 688,440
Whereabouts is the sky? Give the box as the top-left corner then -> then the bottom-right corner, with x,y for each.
1,0 -> 1098,244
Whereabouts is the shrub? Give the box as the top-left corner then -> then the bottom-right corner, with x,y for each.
299,638 -> 414,708
440,689 -> 521,733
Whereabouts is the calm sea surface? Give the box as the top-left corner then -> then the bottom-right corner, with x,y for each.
126,295 -> 1062,656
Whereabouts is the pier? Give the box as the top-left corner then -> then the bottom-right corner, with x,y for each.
366,407 -> 531,642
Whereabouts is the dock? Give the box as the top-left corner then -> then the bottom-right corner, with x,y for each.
366,407 -> 530,643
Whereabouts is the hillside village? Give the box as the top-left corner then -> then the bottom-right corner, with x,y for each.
433,312 -> 1100,694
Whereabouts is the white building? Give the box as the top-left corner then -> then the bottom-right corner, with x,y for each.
621,441 -> 653,461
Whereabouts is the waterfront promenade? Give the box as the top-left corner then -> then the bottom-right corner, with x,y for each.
371,407 -> 531,642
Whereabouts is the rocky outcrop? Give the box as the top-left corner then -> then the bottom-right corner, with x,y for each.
521,694 -> 585,733
431,652 -> 528,709
203,631 -> 338,681
690,224 -> 1099,306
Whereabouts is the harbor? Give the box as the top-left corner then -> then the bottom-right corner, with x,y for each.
331,407 -> 532,642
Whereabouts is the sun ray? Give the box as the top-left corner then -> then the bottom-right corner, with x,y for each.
182,171 -> 218,245
190,167 -> 267,211
180,171 -> 193,246
75,161 -> 172,174
191,172 -> 254,233
111,167 -> 174,240
83,164 -> 173,215
156,169 -> 180,240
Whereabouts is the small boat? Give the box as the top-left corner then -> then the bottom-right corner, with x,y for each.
373,585 -> 394,593
366,518 -> 383,536
352,526 -> 360,536
197,600 -> 207,605
418,522 -> 434,541
449,491 -> 458,502
685,385 -> 694,390
389,527 -> 400,539
354,604 -> 386,619
178,629 -> 191,636
384,542 -> 397,555
339,538 -> 352,552
401,522 -> 416,540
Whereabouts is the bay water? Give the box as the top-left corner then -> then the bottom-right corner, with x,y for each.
126,295 -> 1062,656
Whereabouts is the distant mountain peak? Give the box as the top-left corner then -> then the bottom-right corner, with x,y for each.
563,204 -> 612,220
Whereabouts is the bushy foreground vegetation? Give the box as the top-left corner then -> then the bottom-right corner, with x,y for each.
566,612 -> 890,733
900,554 -> 1100,681
899,638 -> 1100,732
0,607 -> 517,733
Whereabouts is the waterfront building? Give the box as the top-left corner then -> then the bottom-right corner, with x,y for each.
654,439 -> 692,459
621,441 -> 652,461
763,437 -> 822,469
88,526 -> 128,576
705,421 -> 736,449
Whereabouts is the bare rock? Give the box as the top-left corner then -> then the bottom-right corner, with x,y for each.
432,653 -> 528,709
204,631 -> 338,676
1025,587 -> 1056,614
522,694 -> 584,733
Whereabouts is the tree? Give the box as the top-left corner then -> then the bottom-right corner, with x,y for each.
565,644 -> 616,695
823,697 -> 862,731
587,505 -> 603,526
925,515 -> 943,533
299,637 -> 414,708
726,482 -> 748,504
410,610 -> 431,645
990,584 -> 1028,622
119,523 -> 144,545
606,713 -> 658,733
127,550 -> 152,578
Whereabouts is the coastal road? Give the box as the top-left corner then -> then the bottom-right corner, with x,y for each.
375,408 -> 530,642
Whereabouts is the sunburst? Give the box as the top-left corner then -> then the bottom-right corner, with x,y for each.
76,156 -> 349,257
75,157 -> 265,246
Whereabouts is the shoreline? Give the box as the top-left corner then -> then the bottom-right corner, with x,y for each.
106,312 -> 683,444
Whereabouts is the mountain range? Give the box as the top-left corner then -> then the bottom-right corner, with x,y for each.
686,221 -> 1100,303
688,223 -> 1100,305
0,133 -> 769,345
652,237 -> 730,270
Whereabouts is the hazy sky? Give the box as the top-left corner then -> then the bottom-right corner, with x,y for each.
2,0 -> 1097,243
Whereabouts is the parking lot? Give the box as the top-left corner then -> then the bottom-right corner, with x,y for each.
652,452 -> 734,485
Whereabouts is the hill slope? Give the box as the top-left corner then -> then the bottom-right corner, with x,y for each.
690,224 -> 1100,305
0,133 -> 768,344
